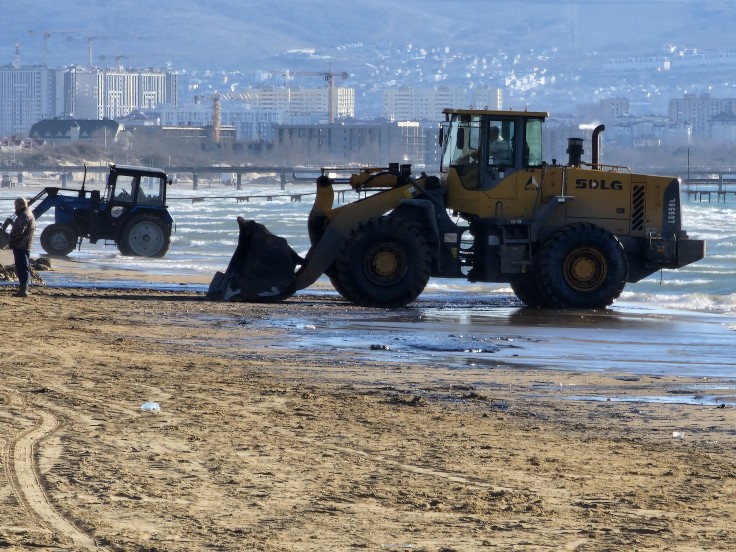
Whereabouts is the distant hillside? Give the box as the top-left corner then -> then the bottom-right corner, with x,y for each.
3,0 -> 736,71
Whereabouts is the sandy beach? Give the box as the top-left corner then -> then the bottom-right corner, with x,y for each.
1,253 -> 736,551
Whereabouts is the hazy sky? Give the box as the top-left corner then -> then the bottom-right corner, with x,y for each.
4,0 -> 732,70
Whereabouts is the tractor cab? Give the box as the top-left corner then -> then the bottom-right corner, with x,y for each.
97,164 -> 171,249
105,164 -> 168,209
440,108 -> 546,191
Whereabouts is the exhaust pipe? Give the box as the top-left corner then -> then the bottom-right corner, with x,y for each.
592,124 -> 605,170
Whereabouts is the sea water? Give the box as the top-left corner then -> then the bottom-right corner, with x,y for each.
2,179 -> 735,315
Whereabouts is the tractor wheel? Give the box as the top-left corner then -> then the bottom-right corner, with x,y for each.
509,273 -> 548,308
335,217 -> 431,308
119,215 -> 170,257
537,223 -> 628,308
40,224 -> 77,256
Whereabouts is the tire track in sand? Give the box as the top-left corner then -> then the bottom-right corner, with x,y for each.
5,391 -> 98,549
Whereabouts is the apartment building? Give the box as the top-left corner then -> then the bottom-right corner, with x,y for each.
64,66 -> 178,120
383,86 -> 467,122
239,86 -> 355,122
669,92 -> 736,134
0,65 -> 61,136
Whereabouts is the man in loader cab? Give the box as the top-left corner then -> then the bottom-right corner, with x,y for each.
8,197 -> 36,298
488,125 -> 511,165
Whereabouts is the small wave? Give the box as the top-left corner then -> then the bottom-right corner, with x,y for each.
620,290 -> 736,314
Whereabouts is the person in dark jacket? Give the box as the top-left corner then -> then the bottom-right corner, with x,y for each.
8,197 -> 36,297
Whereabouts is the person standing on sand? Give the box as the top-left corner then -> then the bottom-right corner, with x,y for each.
8,197 -> 36,297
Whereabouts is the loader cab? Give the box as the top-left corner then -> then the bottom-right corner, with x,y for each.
440,109 -> 546,191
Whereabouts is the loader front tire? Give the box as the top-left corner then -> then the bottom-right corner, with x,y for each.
335,217 -> 431,308
40,224 -> 77,256
119,215 -> 170,257
538,223 -> 628,308
509,273 -> 548,308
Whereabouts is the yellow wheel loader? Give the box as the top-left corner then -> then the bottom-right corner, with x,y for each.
208,108 -> 705,309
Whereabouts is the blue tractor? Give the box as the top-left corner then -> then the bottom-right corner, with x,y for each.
2,164 -> 174,257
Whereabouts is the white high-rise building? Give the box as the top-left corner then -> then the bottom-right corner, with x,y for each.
383,87 -> 468,122
0,65 -> 61,136
65,67 -> 178,120
469,86 -> 503,111
240,87 -> 355,122
383,86 -> 504,122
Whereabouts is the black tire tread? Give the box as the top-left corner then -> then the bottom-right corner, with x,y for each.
537,222 -> 628,308
509,273 -> 548,308
334,217 -> 431,308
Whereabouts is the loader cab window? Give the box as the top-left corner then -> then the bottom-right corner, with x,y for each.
524,119 -> 543,168
486,120 -> 514,167
442,115 -> 482,188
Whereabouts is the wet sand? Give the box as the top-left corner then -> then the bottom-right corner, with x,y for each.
1,254 -> 736,550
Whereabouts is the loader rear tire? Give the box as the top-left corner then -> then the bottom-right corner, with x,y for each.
335,217 -> 431,308
40,224 -> 77,256
119,215 -> 170,257
538,223 -> 628,308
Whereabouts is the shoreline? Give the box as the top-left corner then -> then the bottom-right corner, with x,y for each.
5,249 -> 736,382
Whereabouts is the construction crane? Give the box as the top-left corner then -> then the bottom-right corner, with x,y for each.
194,93 -> 223,143
282,65 -> 348,124
65,35 -> 99,70
72,35 -> 150,70
28,29 -> 86,66
212,92 -> 222,143
85,36 -> 97,70
193,91 -> 253,143
99,54 -> 134,71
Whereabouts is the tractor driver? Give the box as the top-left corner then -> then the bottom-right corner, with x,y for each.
116,176 -> 138,202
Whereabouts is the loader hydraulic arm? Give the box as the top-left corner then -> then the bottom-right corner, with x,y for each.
295,178 -> 421,291
348,164 -> 414,191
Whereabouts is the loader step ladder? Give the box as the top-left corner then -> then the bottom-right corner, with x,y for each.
499,219 -> 534,272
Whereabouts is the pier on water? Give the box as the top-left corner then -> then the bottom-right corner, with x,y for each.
683,172 -> 736,202
9,164 -> 736,204
1,164 -> 356,204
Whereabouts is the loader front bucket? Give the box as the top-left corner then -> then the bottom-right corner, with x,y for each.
207,217 -> 301,302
